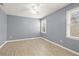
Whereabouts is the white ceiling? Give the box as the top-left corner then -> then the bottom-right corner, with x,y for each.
0,3 -> 69,18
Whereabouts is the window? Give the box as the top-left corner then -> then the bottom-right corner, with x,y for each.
66,7 -> 79,40
41,19 -> 47,33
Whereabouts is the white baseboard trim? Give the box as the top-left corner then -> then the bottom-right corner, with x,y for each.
6,37 -> 41,43
40,37 -> 79,56
0,37 -> 79,55
0,41 -> 8,48
7,37 -> 40,42
0,37 -> 41,48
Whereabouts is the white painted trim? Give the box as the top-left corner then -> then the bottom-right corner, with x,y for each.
40,37 -> 79,55
0,37 -> 79,55
66,6 -> 79,40
41,18 -> 47,33
6,37 -> 41,43
68,36 -> 79,40
66,11 -> 71,38
0,37 -> 41,48
0,41 -> 8,48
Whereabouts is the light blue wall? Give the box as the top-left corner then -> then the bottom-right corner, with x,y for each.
7,15 -> 40,40
41,3 -> 79,52
0,9 -> 7,45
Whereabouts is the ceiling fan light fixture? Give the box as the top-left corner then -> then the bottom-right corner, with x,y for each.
31,3 -> 41,15
31,9 -> 39,15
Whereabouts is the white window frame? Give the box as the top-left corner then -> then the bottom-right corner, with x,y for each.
66,7 -> 79,40
41,19 -> 47,33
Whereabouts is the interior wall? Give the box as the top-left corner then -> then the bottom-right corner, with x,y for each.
0,8 -> 7,45
40,3 -> 79,52
7,15 -> 40,40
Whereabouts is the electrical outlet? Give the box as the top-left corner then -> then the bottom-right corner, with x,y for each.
60,40 -> 63,43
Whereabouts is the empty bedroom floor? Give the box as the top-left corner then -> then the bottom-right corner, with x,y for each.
0,38 -> 77,56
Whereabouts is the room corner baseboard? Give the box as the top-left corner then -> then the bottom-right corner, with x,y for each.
0,41 -> 8,48
0,37 -> 79,55
40,37 -> 79,56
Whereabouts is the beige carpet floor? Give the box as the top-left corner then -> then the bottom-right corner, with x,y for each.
0,38 -> 77,56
